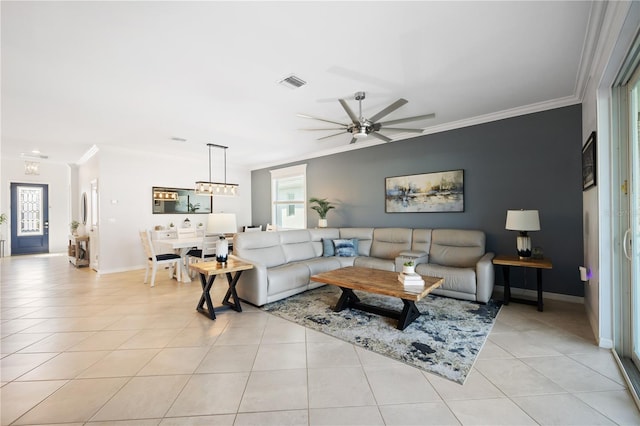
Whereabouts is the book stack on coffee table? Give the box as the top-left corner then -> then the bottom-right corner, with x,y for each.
398,272 -> 425,291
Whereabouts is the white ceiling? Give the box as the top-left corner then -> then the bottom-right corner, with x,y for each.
1,1 -> 595,170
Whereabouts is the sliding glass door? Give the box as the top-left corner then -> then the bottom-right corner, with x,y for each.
629,73 -> 640,367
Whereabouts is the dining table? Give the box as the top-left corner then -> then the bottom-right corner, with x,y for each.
154,236 -> 203,283
155,236 -> 234,283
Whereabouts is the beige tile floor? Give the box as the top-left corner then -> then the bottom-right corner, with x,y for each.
1,253 -> 640,425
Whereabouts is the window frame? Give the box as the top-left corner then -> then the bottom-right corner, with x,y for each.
270,164 -> 307,230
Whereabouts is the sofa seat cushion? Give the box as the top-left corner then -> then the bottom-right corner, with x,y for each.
354,256 -> 395,272
267,263 -> 310,296
337,256 -> 357,268
305,257 -> 342,276
416,263 -> 476,295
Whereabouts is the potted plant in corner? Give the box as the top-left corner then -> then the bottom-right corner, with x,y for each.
309,197 -> 335,228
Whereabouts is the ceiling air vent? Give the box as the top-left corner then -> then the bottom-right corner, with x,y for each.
278,74 -> 307,89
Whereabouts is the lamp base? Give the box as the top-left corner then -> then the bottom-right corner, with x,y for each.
516,233 -> 532,259
216,236 -> 228,263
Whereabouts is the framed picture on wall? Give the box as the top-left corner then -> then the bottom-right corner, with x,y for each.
385,169 -> 464,213
582,131 -> 596,191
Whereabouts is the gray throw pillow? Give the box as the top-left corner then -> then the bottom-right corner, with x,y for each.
322,238 -> 335,257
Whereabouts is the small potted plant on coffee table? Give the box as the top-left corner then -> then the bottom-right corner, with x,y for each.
402,260 -> 415,275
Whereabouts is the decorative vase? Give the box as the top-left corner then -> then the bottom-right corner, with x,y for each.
402,265 -> 415,275
318,219 -> 327,228
216,236 -> 228,263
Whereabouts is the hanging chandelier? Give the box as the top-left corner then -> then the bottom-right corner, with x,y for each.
195,143 -> 239,196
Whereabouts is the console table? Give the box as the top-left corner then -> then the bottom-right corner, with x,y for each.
68,235 -> 90,268
492,255 -> 552,312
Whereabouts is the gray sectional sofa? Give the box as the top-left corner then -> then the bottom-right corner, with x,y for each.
232,227 -> 495,306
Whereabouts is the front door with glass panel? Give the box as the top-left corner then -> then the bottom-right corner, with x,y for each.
10,183 -> 49,255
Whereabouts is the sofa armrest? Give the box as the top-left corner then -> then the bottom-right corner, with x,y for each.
475,252 -> 495,303
233,255 -> 270,306
395,250 -> 429,271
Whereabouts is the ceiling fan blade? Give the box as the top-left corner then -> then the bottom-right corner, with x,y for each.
349,137 -> 358,144
300,128 -> 346,131
379,113 -> 435,126
380,127 -> 424,133
317,131 -> 348,141
369,132 -> 392,143
297,113 -> 347,127
368,98 -> 408,123
339,99 -> 359,124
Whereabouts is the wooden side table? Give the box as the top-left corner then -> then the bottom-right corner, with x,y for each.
190,256 -> 254,320
492,255 -> 552,312
68,235 -> 90,268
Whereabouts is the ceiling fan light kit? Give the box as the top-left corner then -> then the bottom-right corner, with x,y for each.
353,127 -> 368,139
300,91 -> 435,144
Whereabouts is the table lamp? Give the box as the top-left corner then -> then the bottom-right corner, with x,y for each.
505,210 -> 540,259
207,213 -> 237,263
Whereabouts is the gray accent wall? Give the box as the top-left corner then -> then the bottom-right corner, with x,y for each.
251,105 -> 583,297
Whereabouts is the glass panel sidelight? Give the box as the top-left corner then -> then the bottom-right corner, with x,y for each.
17,186 -> 43,237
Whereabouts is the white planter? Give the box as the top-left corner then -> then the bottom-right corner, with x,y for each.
402,265 -> 415,275
318,219 -> 328,228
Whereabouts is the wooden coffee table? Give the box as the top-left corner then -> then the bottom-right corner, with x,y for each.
311,266 -> 444,330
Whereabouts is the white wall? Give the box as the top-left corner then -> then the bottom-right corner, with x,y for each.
0,157 -> 71,254
77,146 -> 252,274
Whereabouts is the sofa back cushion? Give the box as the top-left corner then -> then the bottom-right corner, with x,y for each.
279,229 -> 317,263
429,229 -> 485,268
233,231 -> 287,268
411,229 -> 433,253
370,228 -> 412,260
339,228 -> 374,256
308,228 -> 340,257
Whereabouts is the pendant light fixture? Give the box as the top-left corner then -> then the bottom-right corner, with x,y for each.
195,143 -> 239,196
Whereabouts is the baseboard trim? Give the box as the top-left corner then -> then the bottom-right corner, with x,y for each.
97,265 -> 145,275
492,285 -> 584,304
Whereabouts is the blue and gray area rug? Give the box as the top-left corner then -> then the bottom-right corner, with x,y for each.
262,286 -> 501,384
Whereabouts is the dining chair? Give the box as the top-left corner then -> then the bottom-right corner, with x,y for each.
186,234 -> 218,277
139,230 -> 181,287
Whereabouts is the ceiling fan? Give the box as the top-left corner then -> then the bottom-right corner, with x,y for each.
298,91 -> 435,144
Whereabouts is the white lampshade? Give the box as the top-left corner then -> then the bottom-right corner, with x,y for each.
505,210 -> 540,231
207,213 -> 237,235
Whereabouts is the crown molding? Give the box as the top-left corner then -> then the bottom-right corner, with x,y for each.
420,96 -> 581,137
75,145 -> 100,165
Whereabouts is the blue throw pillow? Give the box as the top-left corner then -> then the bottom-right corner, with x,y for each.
333,238 -> 358,257
322,238 -> 335,257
